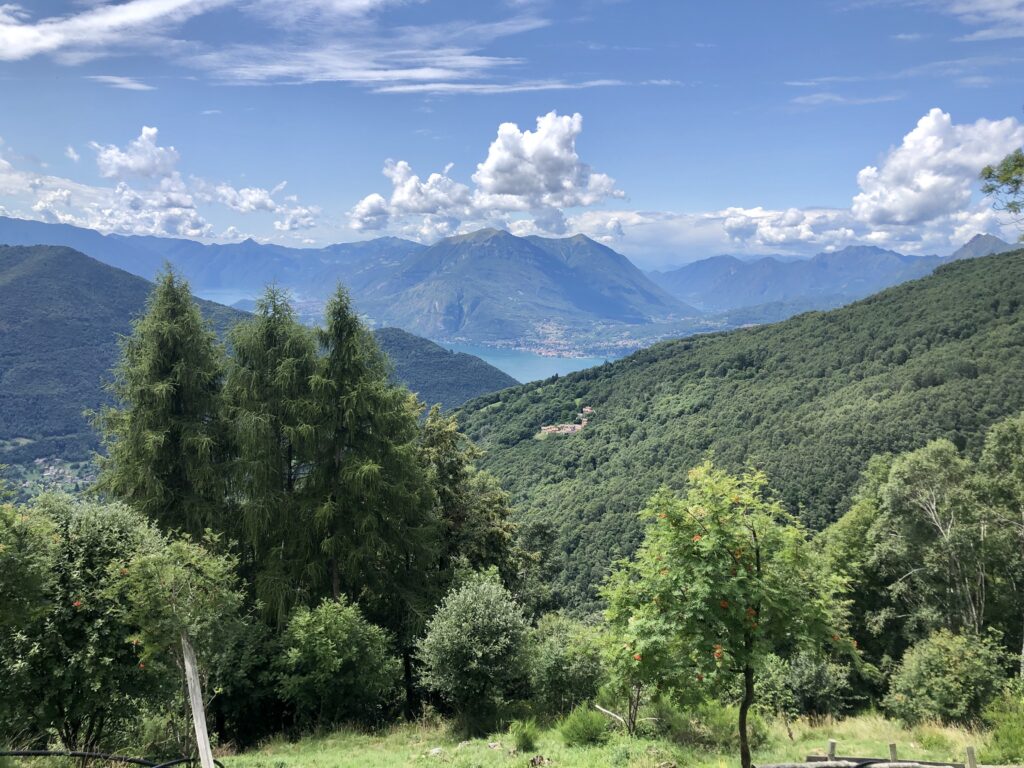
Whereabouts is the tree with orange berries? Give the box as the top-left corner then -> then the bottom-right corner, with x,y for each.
605,463 -> 848,768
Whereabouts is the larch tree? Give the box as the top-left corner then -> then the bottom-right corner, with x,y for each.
94,267 -> 230,536
224,286 -> 319,622
307,286 -> 437,716
605,463 -> 846,768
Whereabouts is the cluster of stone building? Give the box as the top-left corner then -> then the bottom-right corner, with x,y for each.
540,406 -> 594,436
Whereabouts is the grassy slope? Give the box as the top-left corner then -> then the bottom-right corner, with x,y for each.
224,715 -> 986,768
457,249 -> 1024,605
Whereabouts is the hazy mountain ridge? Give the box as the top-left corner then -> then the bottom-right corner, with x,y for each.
649,234 -> 1014,313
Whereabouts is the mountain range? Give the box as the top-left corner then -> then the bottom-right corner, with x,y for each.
0,215 -> 1014,355
0,245 -> 516,479
457,245 -> 1024,605
647,233 -> 1014,314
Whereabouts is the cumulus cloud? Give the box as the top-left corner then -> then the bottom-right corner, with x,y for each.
91,126 -> 179,179
851,107 -> 1024,226
349,111 -> 622,239
274,204 -> 320,231
64,146 -> 79,163
214,181 -> 286,213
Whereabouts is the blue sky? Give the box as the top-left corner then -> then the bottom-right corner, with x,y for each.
0,0 -> 1022,267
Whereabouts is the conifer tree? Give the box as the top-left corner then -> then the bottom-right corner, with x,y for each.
308,286 -> 438,715
224,286 -> 318,621
94,267 -> 229,536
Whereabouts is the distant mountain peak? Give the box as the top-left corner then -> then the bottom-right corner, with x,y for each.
950,233 -> 1014,261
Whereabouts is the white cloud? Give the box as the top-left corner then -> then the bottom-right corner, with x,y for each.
0,0 -> 233,62
791,92 -> 903,106
64,146 -> 80,163
91,126 -> 180,179
348,111 -> 622,239
274,204 -> 320,231
214,181 -> 286,213
86,74 -> 156,91
851,107 -> 1024,226
938,0 -> 1024,40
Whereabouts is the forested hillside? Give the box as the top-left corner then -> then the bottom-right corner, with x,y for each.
458,248 -> 1024,604
0,246 -> 519,475
374,327 -> 518,405
0,245 -> 244,467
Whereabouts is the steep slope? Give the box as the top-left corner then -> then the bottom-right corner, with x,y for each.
374,327 -> 518,408
360,228 -> 697,342
458,248 -> 1024,605
0,245 -> 245,466
949,233 -> 1015,260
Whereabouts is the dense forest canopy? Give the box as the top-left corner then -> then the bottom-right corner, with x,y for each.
458,248 -> 1024,605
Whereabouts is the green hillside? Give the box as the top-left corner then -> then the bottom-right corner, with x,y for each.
457,248 -> 1024,605
373,327 -> 518,407
0,245 -> 244,468
0,246 -> 518,479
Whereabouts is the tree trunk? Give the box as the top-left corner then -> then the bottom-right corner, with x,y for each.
739,663 -> 755,768
402,649 -> 418,721
181,630 -> 216,768
330,556 -> 341,602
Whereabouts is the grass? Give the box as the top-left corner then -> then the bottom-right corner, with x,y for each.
222,713 -> 988,768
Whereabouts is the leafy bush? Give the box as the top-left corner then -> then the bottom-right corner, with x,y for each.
528,614 -> 604,718
559,704 -> 609,746
757,651 -> 856,722
509,717 -> 540,752
417,573 -> 529,733
652,701 -> 766,751
981,685 -> 1024,764
275,599 -> 401,728
884,630 -> 1008,724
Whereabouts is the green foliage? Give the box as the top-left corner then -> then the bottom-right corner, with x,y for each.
756,651 -> 855,722
559,704 -> 609,746
417,574 -> 529,733
94,266 -> 230,536
527,614 -> 605,719
603,464 -> 846,767
651,701 -> 767,751
0,495 -> 170,752
274,599 -> 401,729
981,148 -> 1024,237
0,500 -> 54,635
981,684 -> 1024,764
224,286 -> 319,621
508,717 -> 540,752
458,249 -> 1024,606
883,630 -> 1008,725
0,245 -> 243,470
373,327 -> 517,409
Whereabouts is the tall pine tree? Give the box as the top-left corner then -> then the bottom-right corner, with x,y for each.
94,267 -> 229,536
224,286 -> 319,622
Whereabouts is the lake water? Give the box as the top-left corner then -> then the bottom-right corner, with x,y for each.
441,342 -> 611,383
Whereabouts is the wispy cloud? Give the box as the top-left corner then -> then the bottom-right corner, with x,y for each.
373,78 -> 625,95
0,0 -> 233,62
791,91 -> 903,106
86,74 -> 156,90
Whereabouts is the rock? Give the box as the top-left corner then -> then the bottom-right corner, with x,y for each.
529,756 -> 551,767
427,746 -> 444,758
487,741 -> 502,750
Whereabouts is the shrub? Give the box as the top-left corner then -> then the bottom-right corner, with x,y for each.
653,702 -> 766,751
417,573 -> 529,733
509,718 -> 540,752
528,614 -> 604,718
275,599 -> 401,728
757,651 -> 855,722
883,630 -> 1008,725
559,704 -> 609,746
981,686 -> 1024,764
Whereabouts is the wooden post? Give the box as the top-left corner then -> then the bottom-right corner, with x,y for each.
827,739 -> 837,759
966,745 -> 977,768
181,630 -> 215,768
888,743 -> 898,762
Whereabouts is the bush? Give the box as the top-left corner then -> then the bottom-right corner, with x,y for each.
757,651 -> 855,722
652,702 -> 766,751
275,599 -> 401,728
417,573 -> 529,733
883,630 -> 1008,725
559,704 -> 609,746
528,614 -> 604,718
981,686 -> 1024,764
509,718 -> 540,752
